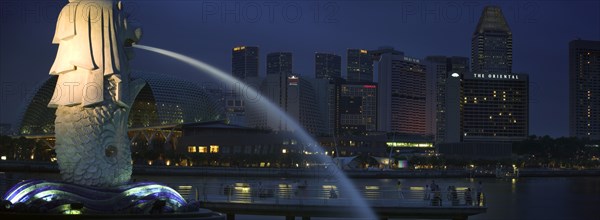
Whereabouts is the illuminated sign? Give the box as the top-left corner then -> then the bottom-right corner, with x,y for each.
363,85 -> 377,89
473,73 -> 520,80
386,142 -> 433,148
360,49 -> 368,54
451,73 -> 460,78
233,46 -> 246,51
403,56 -> 420,63
288,75 -> 299,85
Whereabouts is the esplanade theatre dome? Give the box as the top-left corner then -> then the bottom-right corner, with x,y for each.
17,71 -> 224,136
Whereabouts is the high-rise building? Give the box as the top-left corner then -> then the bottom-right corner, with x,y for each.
335,82 -> 378,135
267,52 -> 292,76
315,53 -> 341,81
438,6 -> 526,159
314,52 -> 341,136
232,46 -> 259,79
462,73 -> 529,142
246,53 -> 293,130
373,47 -> 427,134
266,52 -> 293,110
309,78 -> 336,136
459,6 -> 528,142
287,75 -> 323,135
227,46 -> 259,125
569,40 -> 600,140
425,56 -> 469,143
247,74 -> 328,136
347,49 -> 374,82
471,6 -> 512,74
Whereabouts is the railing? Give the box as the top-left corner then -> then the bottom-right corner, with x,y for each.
161,181 -> 486,208
0,174 -> 486,208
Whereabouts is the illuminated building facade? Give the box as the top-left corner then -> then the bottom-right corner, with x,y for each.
178,122 -> 297,167
569,40 -> 600,140
347,49 -> 374,82
315,52 -> 342,81
460,6 -> 528,142
462,73 -> 529,142
335,82 -> 378,135
437,6 -> 525,159
374,47 -> 427,134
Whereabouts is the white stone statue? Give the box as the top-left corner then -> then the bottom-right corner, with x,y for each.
48,0 -> 143,187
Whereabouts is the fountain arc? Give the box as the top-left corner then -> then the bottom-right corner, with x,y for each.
133,44 -> 377,219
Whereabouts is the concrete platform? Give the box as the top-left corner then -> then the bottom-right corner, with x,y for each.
198,201 -> 486,220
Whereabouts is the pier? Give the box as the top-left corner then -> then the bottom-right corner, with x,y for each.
174,183 -> 487,220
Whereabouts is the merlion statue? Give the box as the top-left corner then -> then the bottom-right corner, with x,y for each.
49,0 -> 143,187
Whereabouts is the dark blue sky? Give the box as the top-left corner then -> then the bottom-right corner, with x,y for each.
1,0 -> 599,137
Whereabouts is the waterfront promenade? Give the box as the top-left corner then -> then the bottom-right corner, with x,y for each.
1,161 -> 600,178
170,181 -> 486,220
3,163 -> 600,220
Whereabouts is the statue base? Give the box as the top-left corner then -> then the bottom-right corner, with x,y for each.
1,180 -> 223,219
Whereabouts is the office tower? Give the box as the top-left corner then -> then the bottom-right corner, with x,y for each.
265,52 -> 293,109
267,52 -> 292,76
347,49 -> 374,82
373,47 -> 427,134
569,40 -> 600,140
248,74 -> 328,136
315,53 -> 342,81
246,52 -> 293,130
471,6 -> 512,74
287,75 -> 323,135
425,56 -> 469,143
309,78 -> 336,136
227,46 -> 259,125
336,82 -> 378,135
232,46 -> 259,79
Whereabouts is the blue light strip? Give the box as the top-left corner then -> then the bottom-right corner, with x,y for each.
2,180 -> 187,214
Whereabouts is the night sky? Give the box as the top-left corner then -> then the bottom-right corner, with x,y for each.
0,0 -> 598,137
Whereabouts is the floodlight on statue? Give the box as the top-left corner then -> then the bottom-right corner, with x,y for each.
1,1 -> 222,218
48,0 -> 143,187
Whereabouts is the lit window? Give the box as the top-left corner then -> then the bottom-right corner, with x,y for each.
199,146 -> 208,153
187,146 -> 197,153
210,145 -> 219,153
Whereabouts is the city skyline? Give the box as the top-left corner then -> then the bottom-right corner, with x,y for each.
0,1 -> 599,138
